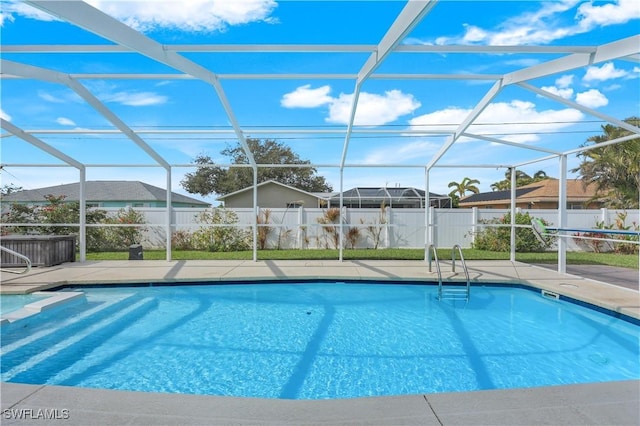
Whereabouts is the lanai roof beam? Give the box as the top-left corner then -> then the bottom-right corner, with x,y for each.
1,59 -> 170,169
25,0 -> 256,167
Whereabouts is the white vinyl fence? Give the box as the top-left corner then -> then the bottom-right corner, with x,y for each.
101,206 -> 639,251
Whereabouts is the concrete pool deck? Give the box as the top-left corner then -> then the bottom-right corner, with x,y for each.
1,259 -> 639,425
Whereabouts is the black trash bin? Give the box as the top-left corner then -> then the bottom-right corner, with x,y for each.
128,244 -> 143,260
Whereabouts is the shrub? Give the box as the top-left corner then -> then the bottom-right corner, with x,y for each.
103,207 -> 147,250
192,208 -> 250,252
257,208 -> 273,250
1,195 -> 109,251
171,229 -> 195,251
316,208 -> 341,248
574,212 -> 639,254
472,212 -> 549,252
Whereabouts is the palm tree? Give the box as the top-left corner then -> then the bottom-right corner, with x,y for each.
532,170 -> 548,182
490,169 -> 550,191
572,117 -> 640,208
448,177 -> 480,198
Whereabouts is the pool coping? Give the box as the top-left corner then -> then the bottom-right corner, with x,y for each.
0,260 -> 638,425
2,380 -> 639,425
1,259 -> 638,319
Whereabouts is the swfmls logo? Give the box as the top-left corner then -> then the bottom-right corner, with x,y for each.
2,408 -> 70,420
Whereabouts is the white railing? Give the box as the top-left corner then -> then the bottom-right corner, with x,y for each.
0,246 -> 32,274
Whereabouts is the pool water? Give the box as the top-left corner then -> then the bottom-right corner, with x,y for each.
0,294 -> 48,315
1,283 -> 638,399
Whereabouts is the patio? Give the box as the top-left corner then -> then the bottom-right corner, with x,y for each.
1,259 -> 639,425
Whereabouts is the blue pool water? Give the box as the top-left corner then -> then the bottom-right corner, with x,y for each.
1,282 -> 638,399
0,294 -> 48,315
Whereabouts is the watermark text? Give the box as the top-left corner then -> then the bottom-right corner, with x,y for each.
2,408 -> 70,420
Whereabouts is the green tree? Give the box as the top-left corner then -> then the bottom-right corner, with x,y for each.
181,138 -> 333,197
448,177 -> 480,208
0,183 -> 22,198
572,116 -> 640,208
490,169 -> 550,191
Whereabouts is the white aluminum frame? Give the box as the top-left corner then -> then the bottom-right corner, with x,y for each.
1,1 -> 638,271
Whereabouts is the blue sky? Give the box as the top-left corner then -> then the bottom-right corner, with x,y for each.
1,0 -> 639,204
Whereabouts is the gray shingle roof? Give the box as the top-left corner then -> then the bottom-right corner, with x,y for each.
1,181 -> 209,206
459,187 -> 537,204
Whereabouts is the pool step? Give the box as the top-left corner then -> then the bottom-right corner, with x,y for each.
1,296 -> 157,383
1,293 -> 140,358
440,287 -> 471,300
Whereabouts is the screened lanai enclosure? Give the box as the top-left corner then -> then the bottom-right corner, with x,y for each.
1,1 -> 639,272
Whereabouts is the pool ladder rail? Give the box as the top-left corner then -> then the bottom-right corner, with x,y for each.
428,244 -> 471,301
0,245 -> 32,274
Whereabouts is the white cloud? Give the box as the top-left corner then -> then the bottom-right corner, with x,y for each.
0,1 -> 58,26
575,89 -> 608,108
327,90 -> 421,126
281,86 -> 421,126
281,85 -> 333,108
576,0 -> 640,30
360,140 -> 439,165
583,62 -> 629,82
409,100 -> 585,143
1,108 -> 11,121
1,0 -> 277,32
38,90 -> 67,104
104,91 -> 168,107
555,74 -> 574,88
540,85 -> 574,99
416,0 -> 639,46
86,0 -> 277,32
56,117 -> 76,126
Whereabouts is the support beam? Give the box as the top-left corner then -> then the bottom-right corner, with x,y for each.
1,119 -> 84,169
510,167 -> 516,262
558,156 -> 568,274
357,0 -> 438,83
518,82 -> 640,136
166,170 -> 172,262
341,0 -> 438,168
503,35 -> 640,86
426,79 -> 503,169
1,60 -> 170,169
79,169 -> 86,262
2,43 -> 597,54
462,133 -> 562,155
25,0 -> 256,168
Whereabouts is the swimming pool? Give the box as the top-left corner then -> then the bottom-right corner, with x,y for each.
1,282 -> 638,399
0,294 -> 48,315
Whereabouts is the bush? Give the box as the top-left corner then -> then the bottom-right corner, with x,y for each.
1,195 -> 109,250
472,212 -> 549,252
93,207 -> 147,251
171,229 -> 196,251
573,212 -> 639,254
192,208 -> 250,252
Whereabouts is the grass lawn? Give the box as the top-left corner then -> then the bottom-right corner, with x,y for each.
84,248 -> 639,269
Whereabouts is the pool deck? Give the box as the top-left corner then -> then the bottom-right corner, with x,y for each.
1,259 -> 639,425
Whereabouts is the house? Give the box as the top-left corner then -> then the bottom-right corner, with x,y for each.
217,180 -> 329,208
217,181 -> 451,209
1,181 -> 210,208
459,179 -> 600,209
327,186 -> 451,208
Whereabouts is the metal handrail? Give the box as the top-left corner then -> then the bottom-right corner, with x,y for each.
0,246 -> 32,274
427,244 -> 443,300
452,244 -> 470,301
